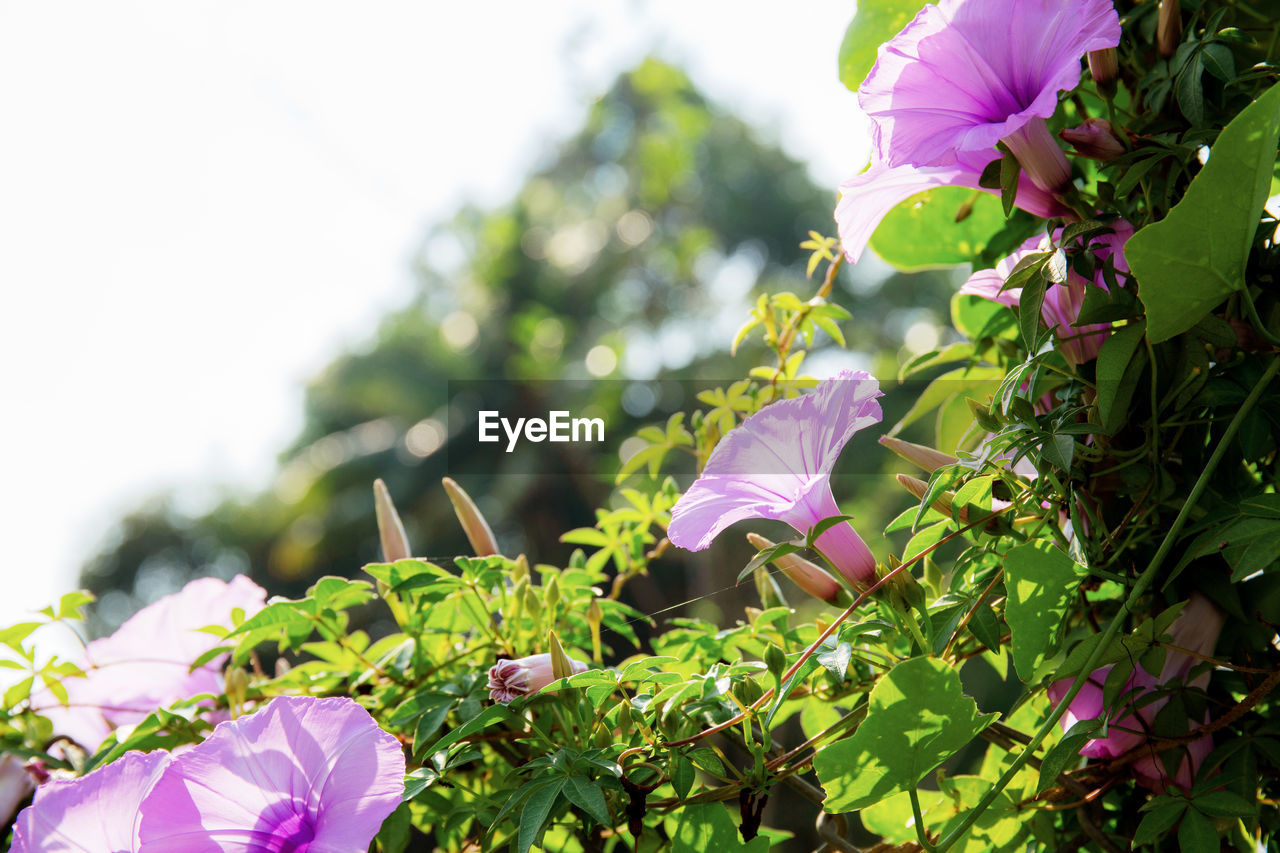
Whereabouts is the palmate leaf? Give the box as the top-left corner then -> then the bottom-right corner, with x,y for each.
1128,80 -> 1280,342
815,656 -> 996,812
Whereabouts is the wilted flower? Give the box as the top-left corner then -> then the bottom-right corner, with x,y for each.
40,575 -> 267,751
488,653 -> 589,703
1059,118 -> 1126,161
667,370 -> 883,587
860,0 -> 1120,191
137,696 -> 405,850
10,750 -> 170,852
835,149 -> 1070,263
960,220 -> 1133,365
1048,593 -> 1225,791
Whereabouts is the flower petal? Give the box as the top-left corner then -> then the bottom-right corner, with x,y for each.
12,750 -> 169,853
137,696 -> 405,852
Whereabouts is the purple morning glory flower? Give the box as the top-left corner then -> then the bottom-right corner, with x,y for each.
667,370 -> 883,587
960,220 -> 1133,365
10,750 -> 170,852
1048,593 -> 1225,791
835,149 -> 1071,263
860,0 -> 1120,190
136,695 -> 406,852
40,575 -> 267,752
488,653 -> 589,704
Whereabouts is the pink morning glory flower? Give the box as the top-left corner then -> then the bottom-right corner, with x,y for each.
40,575 -> 267,752
10,749 -> 170,852
960,220 -> 1133,365
488,653 -> 590,703
667,370 -> 883,587
1048,593 -> 1225,791
136,695 -> 405,851
835,149 -> 1072,263
860,0 -> 1120,191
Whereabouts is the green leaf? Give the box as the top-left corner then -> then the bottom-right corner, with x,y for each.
518,780 -> 564,853
1177,807 -> 1221,853
672,802 -> 769,852
1094,320 -> 1147,433
1036,719 -> 1098,794
1004,541 -> 1083,681
1191,789 -> 1256,819
814,656 -> 997,812
1129,81 -> 1280,342
564,775 -> 612,825
871,188 -> 1008,270
672,755 -> 695,799
999,146 -> 1021,217
837,0 -> 920,92
1132,799 -> 1186,846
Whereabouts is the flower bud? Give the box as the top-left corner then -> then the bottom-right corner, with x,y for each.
372,478 -> 411,563
441,477 -> 500,557
544,575 -> 562,614
488,651 -> 588,703
878,435 -> 958,473
224,665 -> 250,717
896,474 -> 960,521
587,599 -> 604,665
511,553 -> 530,583
746,533 -> 844,605
1087,48 -> 1118,93
1157,0 -> 1181,58
523,584 -> 542,621
1059,118 -> 1126,161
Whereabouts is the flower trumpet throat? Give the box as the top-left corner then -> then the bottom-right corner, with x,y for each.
666,370 -> 883,587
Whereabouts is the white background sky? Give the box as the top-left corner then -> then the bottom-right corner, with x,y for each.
0,1 -> 871,632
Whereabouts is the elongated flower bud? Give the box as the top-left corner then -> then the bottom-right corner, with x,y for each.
746,532 -> 844,605
587,599 -> 604,665
1002,117 -> 1073,193
1157,0 -> 1181,58
897,474 -> 960,521
442,477 -> 500,556
879,435 -> 958,473
1059,118 -> 1126,161
224,665 -> 249,718
488,652 -> 588,703
373,478 -> 411,562
1087,48 -> 1118,93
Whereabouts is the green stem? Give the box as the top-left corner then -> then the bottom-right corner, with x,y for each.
933,354 -> 1280,853
909,785 -> 938,853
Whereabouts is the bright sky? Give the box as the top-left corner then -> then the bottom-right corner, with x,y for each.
0,1 -> 871,633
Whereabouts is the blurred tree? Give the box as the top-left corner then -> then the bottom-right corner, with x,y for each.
81,57 -> 954,635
